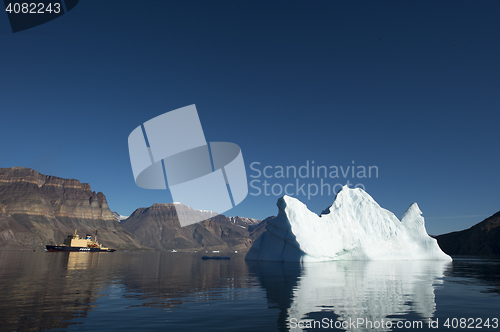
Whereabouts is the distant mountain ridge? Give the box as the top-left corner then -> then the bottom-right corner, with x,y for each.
0,167 -> 145,250
121,203 -> 261,251
435,211 -> 500,256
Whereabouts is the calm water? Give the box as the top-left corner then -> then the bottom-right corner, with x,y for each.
0,251 -> 499,332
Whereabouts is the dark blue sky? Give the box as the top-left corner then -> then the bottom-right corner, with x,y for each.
1,1 -> 499,235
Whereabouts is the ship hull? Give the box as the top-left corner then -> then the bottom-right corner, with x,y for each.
46,245 -> 116,252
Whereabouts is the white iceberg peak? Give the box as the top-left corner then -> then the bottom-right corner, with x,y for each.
246,186 -> 451,262
402,202 -> 423,221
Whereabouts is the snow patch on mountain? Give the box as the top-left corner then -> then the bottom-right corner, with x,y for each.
228,216 -> 260,226
112,212 -> 129,222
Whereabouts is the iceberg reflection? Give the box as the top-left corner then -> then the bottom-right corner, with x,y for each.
248,260 -> 451,331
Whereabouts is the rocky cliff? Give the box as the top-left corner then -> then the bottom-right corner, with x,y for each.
122,203 -> 261,251
0,167 -> 145,250
436,211 -> 500,256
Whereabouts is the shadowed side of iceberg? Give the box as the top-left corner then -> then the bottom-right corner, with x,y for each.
246,186 -> 452,262
245,197 -> 305,261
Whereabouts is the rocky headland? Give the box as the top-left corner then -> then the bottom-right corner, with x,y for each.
0,167 -> 144,250
435,211 -> 500,256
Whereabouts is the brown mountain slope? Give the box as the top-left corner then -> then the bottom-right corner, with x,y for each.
435,211 -> 500,256
0,167 -> 146,250
121,203 -> 261,251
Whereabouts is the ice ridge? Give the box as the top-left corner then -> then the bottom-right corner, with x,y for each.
245,186 -> 452,262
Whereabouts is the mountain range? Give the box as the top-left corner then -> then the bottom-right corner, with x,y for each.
121,203 -> 262,251
0,167 -> 263,251
0,167 -> 498,256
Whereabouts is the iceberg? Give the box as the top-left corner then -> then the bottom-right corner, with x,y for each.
246,186 -> 452,262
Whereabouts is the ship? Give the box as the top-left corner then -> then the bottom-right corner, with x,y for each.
46,230 -> 116,252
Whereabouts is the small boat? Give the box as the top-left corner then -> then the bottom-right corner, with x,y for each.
201,256 -> 230,260
46,230 -> 116,252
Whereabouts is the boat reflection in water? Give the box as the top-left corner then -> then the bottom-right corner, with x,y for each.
66,251 -> 97,270
247,260 -> 451,331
